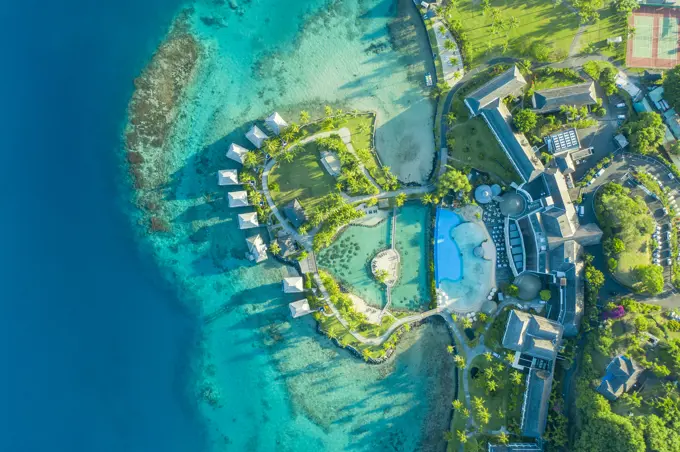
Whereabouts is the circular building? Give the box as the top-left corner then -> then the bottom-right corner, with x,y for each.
513,273 -> 542,301
499,192 -> 526,217
474,185 -> 492,204
491,184 -> 502,196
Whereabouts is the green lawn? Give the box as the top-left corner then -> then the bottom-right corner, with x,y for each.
613,234 -> 650,288
580,7 -> 628,63
532,69 -> 584,91
447,117 -> 522,184
467,355 -> 524,432
443,0 -> 581,67
269,141 -> 337,211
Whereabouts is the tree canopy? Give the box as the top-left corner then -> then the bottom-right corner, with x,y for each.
664,65 -> 680,112
635,264 -> 665,294
623,112 -> 665,155
596,183 -> 655,246
513,109 -> 538,133
436,167 -> 472,198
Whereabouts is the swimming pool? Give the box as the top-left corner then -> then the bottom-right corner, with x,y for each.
435,208 -> 463,285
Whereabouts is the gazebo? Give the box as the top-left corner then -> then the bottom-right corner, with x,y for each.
282,276 -> 304,293
217,169 -> 238,186
246,125 -> 268,149
246,234 -> 268,263
228,191 -> 249,208
474,185 -> 493,204
238,212 -> 259,229
265,112 -> 288,136
289,299 -> 313,318
227,143 -> 249,164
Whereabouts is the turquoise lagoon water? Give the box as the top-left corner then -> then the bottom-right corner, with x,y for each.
318,204 -> 430,311
132,1 -> 452,451
318,218 -> 389,307
392,204 -> 431,310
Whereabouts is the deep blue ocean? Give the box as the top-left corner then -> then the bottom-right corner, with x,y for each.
0,1 -> 208,450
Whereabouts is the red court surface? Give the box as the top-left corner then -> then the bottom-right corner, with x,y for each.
627,6 -> 680,69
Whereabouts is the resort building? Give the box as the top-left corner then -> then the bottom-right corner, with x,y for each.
282,276 -> 304,293
464,66 -> 544,182
227,143 -> 249,164
502,310 -> 564,438
283,199 -> 307,229
596,355 -> 643,401
218,169 -> 239,186
238,212 -> 259,230
531,82 -> 598,114
265,112 -> 288,136
544,128 -> 580,156
246,125 -> 268,149
289,299 -> 313,318
228,190 -> 249,208
246,234 -> 268,263
320,150 -> 342,177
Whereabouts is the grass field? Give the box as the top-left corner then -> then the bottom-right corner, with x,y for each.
269,141 -> 336,211
580,8 -> 628,62
447,117 -> 522,184
443,0 -> 581,67
613,234 -> 650,288
532,69 -> 584,90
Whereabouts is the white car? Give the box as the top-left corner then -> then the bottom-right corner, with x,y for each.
617,114 -> 626,120
670,173 -> 675,180
578,206 -> 585,217
616,102 -> 626,108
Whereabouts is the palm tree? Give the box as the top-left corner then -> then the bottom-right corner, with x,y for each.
457,430 -> 467,444
438,25 -> 446,35
269,241 -> 281,255
243,152 -> 258,169
461,407 -> 470,417
472,396 -> 485,411
510,16 -> 520,30
484,351 -> 493,362
335,109 -> 343,116
452,399 -> 463,410
483,367 -> 495,379
486,379 -> 498,393
422,194 -> 432,205
358,123 -> 370,134
281,151 -> 295,163
462,317 -> 473,329
511,370 -> 522,385
442,431 -> 455,442
324,105 -> 333,117
498,432 -> 510,445
298,225 -> 308,235
264,139 -> 280,155
444,39 -> 456,51
447,345 -> 454,354
361,348 -> 371,362
446,112 -> 457,125
300,110 -> 310,124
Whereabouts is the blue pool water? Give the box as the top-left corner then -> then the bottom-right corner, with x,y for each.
435,208 -> 464,285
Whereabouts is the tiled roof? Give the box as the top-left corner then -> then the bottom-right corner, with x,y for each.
532,82 -> 597,113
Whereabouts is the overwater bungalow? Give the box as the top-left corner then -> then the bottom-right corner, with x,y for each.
227,143 -> 249,164
289,299 -> 313,318
265,112 -> 288,136
246,125 -> 268,149
217,169 -> 239,186
228,190 -> 249,208
238,212 -> 259,229
246,234 -> 268,263
282,276 -> 304,293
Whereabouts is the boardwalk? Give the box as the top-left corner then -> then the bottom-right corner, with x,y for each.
379,207 -> 398,319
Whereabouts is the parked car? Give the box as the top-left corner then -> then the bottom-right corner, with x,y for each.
616,102 -> 626,108
670,173 -> 675,180
578,206 -> 585,217
617,114 -> 626,120
596,168 -> 605,177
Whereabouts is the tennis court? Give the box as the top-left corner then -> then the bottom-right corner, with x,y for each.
627,6 -> 680,69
